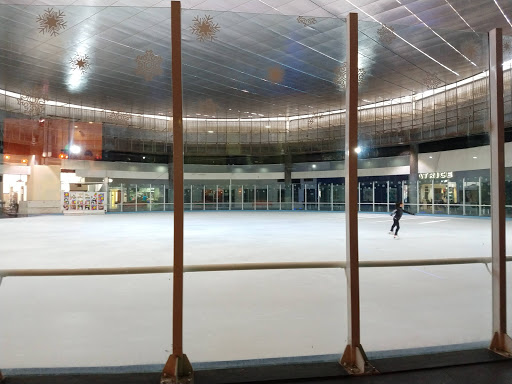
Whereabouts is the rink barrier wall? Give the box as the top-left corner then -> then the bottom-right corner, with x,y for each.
1,256 -> 510,278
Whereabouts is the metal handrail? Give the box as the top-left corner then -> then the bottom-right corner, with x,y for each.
1,256 -> 510,278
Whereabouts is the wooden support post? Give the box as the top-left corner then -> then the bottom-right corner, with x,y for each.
488,27 -> 512,356
161,2 -> 193,383
340,12 -> 373,375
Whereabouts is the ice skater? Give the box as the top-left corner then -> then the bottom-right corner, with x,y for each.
389,202 -> 415,239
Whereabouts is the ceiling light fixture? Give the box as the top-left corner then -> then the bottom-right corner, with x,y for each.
396,0 -> 477,67
443,0 -> 477,33
343,0 -> 459,76
493,0 -> 512,28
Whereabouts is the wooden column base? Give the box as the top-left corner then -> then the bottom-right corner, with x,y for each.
490,332 -> 512,357
340,344 -> 377,375
161,354 -> 194,384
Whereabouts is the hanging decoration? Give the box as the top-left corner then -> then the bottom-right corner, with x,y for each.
297,16 -> 317,27
70,53 -> 91,74
36,8 -> 67,36
334,63 -> 366,88
18,86 -> 47,116
377,25 -> 396,45
135,50 -> 163,81
424,72 -> 443,90
190,15 -> 220,42
106,111 -> 131,125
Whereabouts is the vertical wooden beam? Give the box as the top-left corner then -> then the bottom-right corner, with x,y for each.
489,28 -> 512,356
162,2 -> 194,383
340,13 -> 372,375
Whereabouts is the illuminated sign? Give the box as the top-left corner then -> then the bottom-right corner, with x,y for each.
419,172 -> 453,180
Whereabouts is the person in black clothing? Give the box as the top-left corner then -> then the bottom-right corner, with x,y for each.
389,202 -> 415,239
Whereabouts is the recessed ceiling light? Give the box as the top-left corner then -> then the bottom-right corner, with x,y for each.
208,130 -> 214,133
241,89 -> 249,93
429,156 -> 433,159
473,156 -> 478,159
265,125 -> 271,128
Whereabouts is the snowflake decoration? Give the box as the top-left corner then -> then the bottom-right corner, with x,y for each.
36,8 -> 67,36
267,66 -> 285,83
70,53 -> 90,74
297,16 -> 317,27
106,111 -> 131,125
190,15 -> 220,42
460,40 -> 482,63
135,50 -> 163,81
424,72 -> 443,90
377,25 -> 396,45
334,63 -> 366,88
17,86 -> 47,116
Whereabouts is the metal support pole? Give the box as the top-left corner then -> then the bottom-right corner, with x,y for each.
479,176 -> 482,216
416,180 -> 419,214
254,185 -> 256,210
216,184 -> 218,211
488,27 -> 512,355
203,185 -> 205,211
121,184 -> 124,212
242,185 -> 244,211
372,181 -> 375,212
161,2 -> 193,383
318,184 -> 320,211
229,179 -> 232,211
305,183 -> 307,211
135,184 -> 138,212
447,183 -> 450,215
330,183 -> 334,211
279,184 -> 282,211
432,179 -> 435,214
292,185 -> 294,211
386,181 -> 389,211
463,178 -> 466,216
358,182 -> 360,211
149,183 -> 152,212
340,12 -> 372,375
266,185 -> 269,210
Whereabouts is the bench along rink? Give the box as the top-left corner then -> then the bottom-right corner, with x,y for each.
0,211 -> 509,369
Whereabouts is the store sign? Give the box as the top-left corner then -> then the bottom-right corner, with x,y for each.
419,172 -> 453,180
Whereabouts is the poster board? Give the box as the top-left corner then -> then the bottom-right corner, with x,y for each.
62,192 -> 106,214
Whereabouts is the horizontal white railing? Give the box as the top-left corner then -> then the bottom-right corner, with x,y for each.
1,256 -> 511,278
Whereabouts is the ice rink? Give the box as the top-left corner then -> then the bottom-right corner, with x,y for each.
1,211 -> 511,369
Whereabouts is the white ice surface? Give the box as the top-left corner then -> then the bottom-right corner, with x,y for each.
0,211 -> 509,368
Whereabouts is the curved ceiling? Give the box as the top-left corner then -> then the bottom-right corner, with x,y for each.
0,0 -> 511,121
